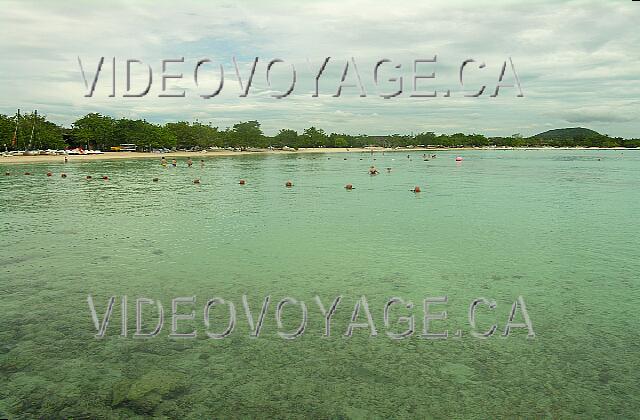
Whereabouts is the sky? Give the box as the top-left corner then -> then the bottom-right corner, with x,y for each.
0,0 -> 638,137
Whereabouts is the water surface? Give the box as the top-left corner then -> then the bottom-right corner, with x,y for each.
1,149 -> 638,418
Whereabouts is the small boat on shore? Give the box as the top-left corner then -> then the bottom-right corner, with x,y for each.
67,147 -> 103,155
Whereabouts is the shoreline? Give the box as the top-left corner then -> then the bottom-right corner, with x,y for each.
0,147 -> 440,164
0,146 -> 634,164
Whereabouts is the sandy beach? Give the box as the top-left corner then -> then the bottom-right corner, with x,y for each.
0,147 -> 446,164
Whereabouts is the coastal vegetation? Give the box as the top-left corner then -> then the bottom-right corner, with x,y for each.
1,112 -> 638,151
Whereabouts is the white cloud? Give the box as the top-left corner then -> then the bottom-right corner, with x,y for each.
0,0 -> 638,137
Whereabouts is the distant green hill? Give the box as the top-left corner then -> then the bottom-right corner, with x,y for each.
530,127 -> 602,139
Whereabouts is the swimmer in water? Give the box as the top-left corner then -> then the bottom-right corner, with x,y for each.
187,158 -> 193,167
172,159 -> 177,167
64,155 -> 68,163
161,156 -> 167,166
386,167 -> 392,173
200,159 -> 205,167
368,165 -> 379,175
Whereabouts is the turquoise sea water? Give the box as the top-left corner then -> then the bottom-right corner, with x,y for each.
0,149 -> 638,418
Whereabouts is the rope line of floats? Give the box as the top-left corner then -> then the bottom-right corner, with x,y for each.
3,156 -> 464,193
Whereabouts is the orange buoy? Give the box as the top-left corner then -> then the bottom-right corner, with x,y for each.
86,175 -> 92,180
46,172 -> 52,177
61,173 -> 67,178
102,175 -> 109,180
193,179 -> 200,184
285,180 -> 293,187
239,179 -> 246,185
413,186 -> 421,193
455,156 -> 463,162
345,183 -> 353,190
152,177 -> 159,182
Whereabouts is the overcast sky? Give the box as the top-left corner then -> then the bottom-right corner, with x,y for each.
0,0 -> 638,137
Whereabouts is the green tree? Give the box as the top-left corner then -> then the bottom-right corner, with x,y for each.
9,111 -> 66,150
72,113 -> 115,150
301,127 -> 328,148
230,120 -> 263,148
273,129 -> 298,148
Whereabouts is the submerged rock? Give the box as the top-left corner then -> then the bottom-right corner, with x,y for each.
112,371 -> 188,414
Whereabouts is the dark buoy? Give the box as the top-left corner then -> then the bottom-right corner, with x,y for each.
345,183 -> 353,190
412,186 -> 421,193
102,175 -> 109,180
86,175 -> 92,180
46,172 -> 52,177
193,179 -> 200,184
24,172 -> 31,175
152,177 -> 159,182
61,173 -> 67,178
285,180 -> 293,187
4,172 -> 10,176
239,179 -> 246,185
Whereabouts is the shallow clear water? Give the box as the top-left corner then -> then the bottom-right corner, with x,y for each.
1,149 -> 639,418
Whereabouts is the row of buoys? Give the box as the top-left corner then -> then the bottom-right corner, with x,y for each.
4,157 -> 463,179
3,171 -> 113,179
3,171 -> 425,193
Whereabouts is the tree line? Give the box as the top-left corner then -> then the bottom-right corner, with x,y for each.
1,112 -> 639,151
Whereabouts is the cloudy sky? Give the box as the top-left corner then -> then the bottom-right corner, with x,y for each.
0,0 -> 638,137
